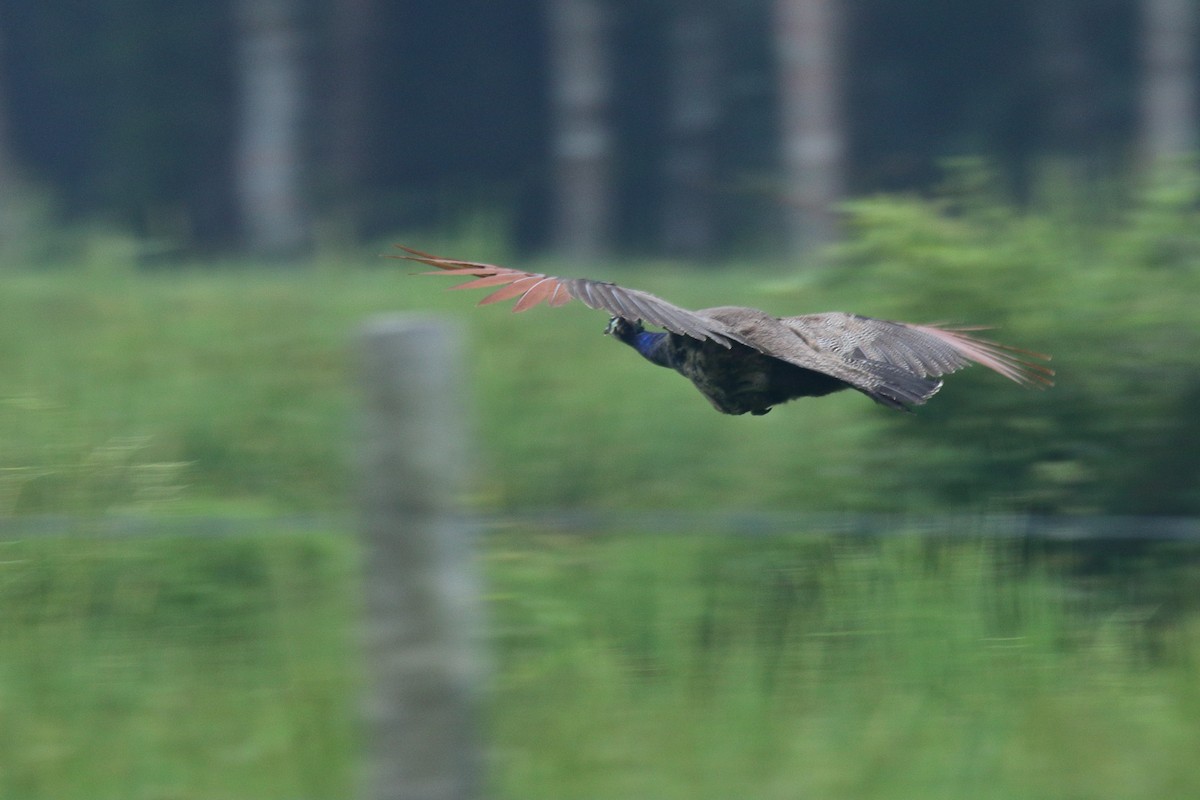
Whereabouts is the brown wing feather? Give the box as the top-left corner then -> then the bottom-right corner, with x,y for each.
780,313 -> 1053,388
447,273 -> 528,290
511,277 -> 563,312
395,245 -> 742,347
476,276 -> 549,306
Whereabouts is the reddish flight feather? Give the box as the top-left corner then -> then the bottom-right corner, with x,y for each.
397,246 -> 574,310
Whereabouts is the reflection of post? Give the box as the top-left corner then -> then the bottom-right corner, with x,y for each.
774,0 -> 845,258
358,316 -> 482,800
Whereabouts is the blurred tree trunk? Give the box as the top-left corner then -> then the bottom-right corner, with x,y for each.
0,21 -> 31,258
1033,1 -> 1100,156
0,23 -> 15,221
661,0 -> 721,260
1139,0 -> 1197,166
327,0 -> 371,242
773,0 -> 845,259
235,0 -> 310,257
547,0 -> 612,262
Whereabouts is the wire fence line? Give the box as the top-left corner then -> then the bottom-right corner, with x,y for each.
484,510 -> 1200,541
4,510 -> 1200,541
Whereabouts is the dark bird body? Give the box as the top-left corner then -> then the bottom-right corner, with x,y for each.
612,317 -> 848,415
399,246 -> 1053,415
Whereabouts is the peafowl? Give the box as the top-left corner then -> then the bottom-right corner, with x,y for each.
399,246 -> 1053,416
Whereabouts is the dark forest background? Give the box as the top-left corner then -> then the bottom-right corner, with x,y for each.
0,0 -> 1192,261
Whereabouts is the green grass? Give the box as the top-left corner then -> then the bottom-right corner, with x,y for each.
6,175 -> 1200,516
4,525 -> 1196,799
486,530 -> 1200,799
0,525 -> 359,799
8,171 -> 1200,517
0,252 -> 1027,516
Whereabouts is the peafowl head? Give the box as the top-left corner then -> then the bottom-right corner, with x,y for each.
604,316 -> 643,343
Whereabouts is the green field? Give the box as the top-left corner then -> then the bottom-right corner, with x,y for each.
0,527 -> 357,799
5,181 -> 1200,797
6,177 -> 1200,517
0,254 -> 925,516
1,526 -> 1198,799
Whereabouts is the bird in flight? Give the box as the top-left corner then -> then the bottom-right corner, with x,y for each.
398,246 -> 1053,416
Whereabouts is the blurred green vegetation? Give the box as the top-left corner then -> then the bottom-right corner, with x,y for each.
0,528 -> 358,799
3,168 -> 1200,515
5,172 -> 1200,797
488,529 -> 1200,800
2,526 -> 1198,798
834,164 -> 1200,513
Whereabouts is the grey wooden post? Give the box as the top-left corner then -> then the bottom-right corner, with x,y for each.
357,315 -> 483,800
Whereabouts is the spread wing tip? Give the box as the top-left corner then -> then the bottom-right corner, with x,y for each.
397,244 -> 575,313
921,326 -> 1055,388
390,244 -> 502,273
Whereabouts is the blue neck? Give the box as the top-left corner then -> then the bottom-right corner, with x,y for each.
633,330 -> 666,355
629,330 -> 672,368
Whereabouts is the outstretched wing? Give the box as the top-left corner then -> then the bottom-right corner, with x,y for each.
696,307 -> 1051,410
779,312 -> 1054,390
396,245 -> 745,347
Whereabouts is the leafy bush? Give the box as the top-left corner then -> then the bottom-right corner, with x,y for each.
833,162 -> 1200,513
